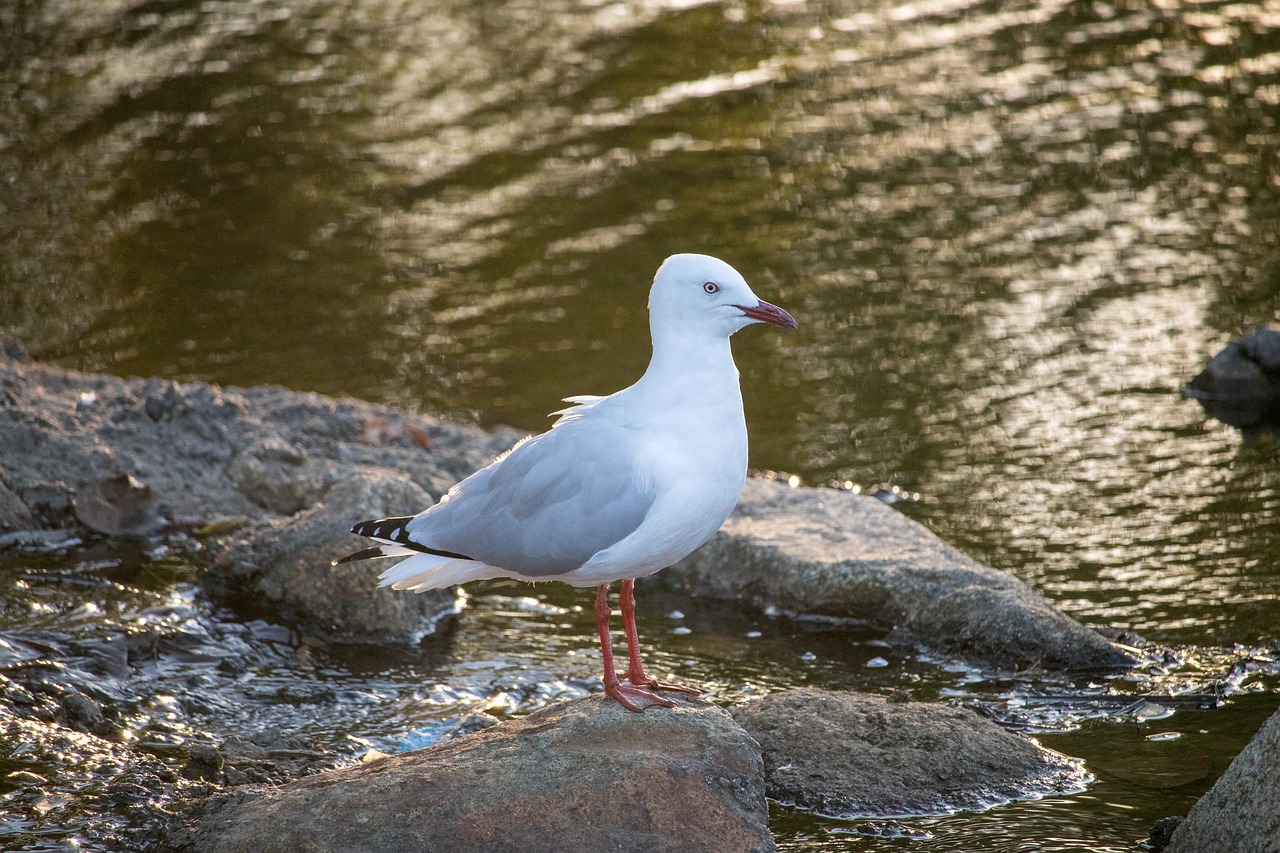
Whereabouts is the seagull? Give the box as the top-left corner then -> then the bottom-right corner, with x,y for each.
334,254 -> 797,711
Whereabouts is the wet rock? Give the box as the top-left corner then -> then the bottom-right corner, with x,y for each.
0,356 -> 516,638
734,688 -> 1088,817
0,479 -> 33,530
661,478 -> 1138,670
74,473 -> 167,537
20,481 -> 73,524
1,337 -> 30,362
182,744 -> 226,783
32,682 -> 127,741
225,439 -> 332,515
442,710 -> 501,739
159,695 -> 775,853
1148,816 -> 1185,852
205,730 -> 347,787
1166,707 -> 1280,853
0,356 -> 513,531
208,472 -> 461,643
1184,325 -> 1280,430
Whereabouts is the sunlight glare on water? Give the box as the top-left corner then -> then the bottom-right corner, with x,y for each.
4,0 -> 1280,849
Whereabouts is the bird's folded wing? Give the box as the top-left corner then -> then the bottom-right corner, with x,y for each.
405,416 -> 658,577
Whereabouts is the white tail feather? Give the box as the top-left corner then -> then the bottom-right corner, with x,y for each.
372,544 -> 419,559
377,554 -> 506,592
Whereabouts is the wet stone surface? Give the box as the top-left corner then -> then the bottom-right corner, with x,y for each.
663,478 -> 1139,671
0,354 -> 514,643
1166,708 -> 1280,853
157,695 -> 775,853
735,688 -> 1090,819
1184,325 -> 1280,431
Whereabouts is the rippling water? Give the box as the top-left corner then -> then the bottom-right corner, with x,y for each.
4,0 -> 1280,849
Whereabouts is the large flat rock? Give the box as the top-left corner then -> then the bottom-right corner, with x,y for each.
158,695 -> 775,853
662,478 -> 1138,670
0,350 -> 512,528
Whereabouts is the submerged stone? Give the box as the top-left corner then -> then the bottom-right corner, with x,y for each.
73,473 -> 167,537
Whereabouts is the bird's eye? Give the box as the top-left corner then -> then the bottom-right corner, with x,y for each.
703,281 -> 719,294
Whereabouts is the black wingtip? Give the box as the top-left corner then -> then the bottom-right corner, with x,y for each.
348,515 -> 476,562
352,516 -> 416,543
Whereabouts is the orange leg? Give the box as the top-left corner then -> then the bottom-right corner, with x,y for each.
619,579 -> 700,696
594,584 -> 674,712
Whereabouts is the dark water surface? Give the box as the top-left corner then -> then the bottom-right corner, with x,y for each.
4,0 -> 1280,849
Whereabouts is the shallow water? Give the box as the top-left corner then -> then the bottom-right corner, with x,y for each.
4,0 -> 1280,849
2,542 -> 1278,851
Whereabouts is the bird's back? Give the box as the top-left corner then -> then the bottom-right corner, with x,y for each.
405,404 -> 661,578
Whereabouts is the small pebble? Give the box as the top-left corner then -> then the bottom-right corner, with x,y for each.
865,656 -> 889,668
672,626 -> 691,635
745,630 -> 762,638
6,770 -> 46,785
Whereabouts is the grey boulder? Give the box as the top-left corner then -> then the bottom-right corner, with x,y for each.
662,478 -> 1138,670
158,695 -> 775,853
1166,707 -> 1280,853
208,472 -> 461,643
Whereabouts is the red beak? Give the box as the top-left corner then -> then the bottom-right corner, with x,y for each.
736,300 -> 798,330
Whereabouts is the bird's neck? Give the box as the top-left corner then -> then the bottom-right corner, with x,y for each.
633,331 -> 742,410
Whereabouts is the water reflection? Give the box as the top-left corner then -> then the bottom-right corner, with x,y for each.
6,0 -> 1280,848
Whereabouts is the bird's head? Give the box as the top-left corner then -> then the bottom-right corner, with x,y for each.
648,253 -> 797,341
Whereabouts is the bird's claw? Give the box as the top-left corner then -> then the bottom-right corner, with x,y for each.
630,675 -> 701,696
624,663 -> 701,696
605,679 -> 677,713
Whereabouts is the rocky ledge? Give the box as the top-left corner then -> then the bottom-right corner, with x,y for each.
662,479 -> 1139,670
0,347 -> 516,642
0,349 -> 1137,669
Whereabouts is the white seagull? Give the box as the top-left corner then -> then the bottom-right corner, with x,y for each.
334,253 -> 797,711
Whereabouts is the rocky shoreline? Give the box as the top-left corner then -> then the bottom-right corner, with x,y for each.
3,347 -> 1277,851
0,347 -> 1137,669
155,690 -> 1094,853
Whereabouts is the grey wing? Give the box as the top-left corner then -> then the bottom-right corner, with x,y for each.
404,417 -> 657,577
